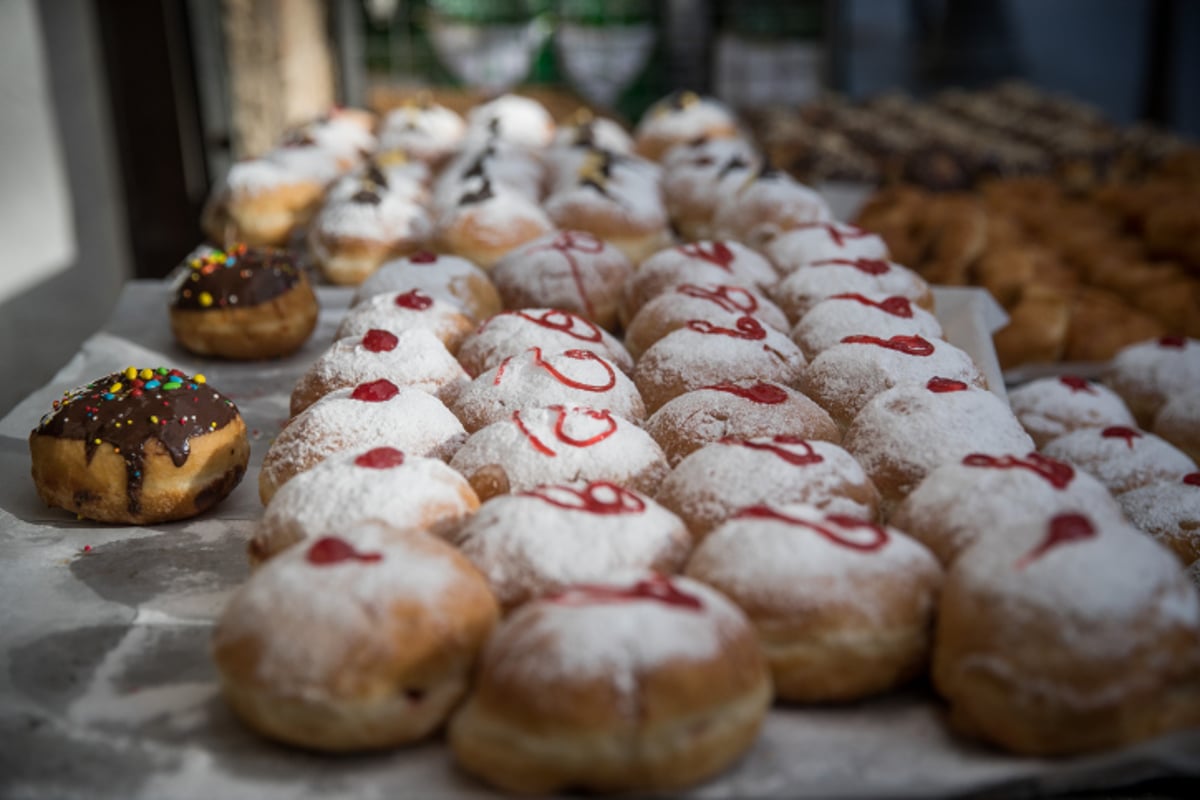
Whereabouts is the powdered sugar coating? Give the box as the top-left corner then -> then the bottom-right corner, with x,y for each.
309,192 -> 433,244
223,156 -> 326,196
1008,376 -> 1137,448
326,167 -> 428,206
891,453 -> 1124,565
661,135 -> 759,173
449,404 -> 669,496
267,144 -> 347,184
379,101 -> 466,163
1154,390 -> 1200,462
764,223 -> 891,274
290,329 -> 468,415
434,142 -> 544,212
1106,337 -> 1200,425
711,170 -> 833,250
1042,427 -> 1196,495
1119,476 -> 1200,565
450,484 -> 692,609
624,241 -> 779,320
543,151 -> 669,237
625,282 -> 788,358
465,94 -> 555,149
801,336 -> 985,427
790,294 -> 944,360
771,260 -> 933,323
334,290 -> 474,352
551,115 -> 633,154
635,93 -> 740,158
433,186 -> 556,266
457,309 -> 634,377
661,138 -> 760,240
449,347 -> 645,432
656,438 -> 881,538
353,252 -> 501,321
293,114 -> 377,163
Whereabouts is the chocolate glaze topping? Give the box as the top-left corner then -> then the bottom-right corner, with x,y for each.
172,245 -> 303,310
34,368 -> 241,514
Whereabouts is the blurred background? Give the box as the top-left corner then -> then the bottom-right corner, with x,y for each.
0,0 -> 1197,413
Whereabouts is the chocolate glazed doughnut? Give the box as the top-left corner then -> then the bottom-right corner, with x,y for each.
29,368 -> 250,524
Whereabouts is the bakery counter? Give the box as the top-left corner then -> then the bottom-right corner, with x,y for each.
2,281 -> 1198,799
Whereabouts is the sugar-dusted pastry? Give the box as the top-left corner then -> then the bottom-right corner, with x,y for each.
771,257 -> 934,323
334,289 -> 475,354
622,240 -> 779,324
1007,375 -> 1137,448
1106,336 -> 1200,427
625,282 -> 788,359
763,222 -> 891,274
353,250 -> 502,323
1119,473 -> 1200,566
1042,425 -> 1196,495
634,91 -> 741,161
790,293 -> 944,361
711,166 -> 833,250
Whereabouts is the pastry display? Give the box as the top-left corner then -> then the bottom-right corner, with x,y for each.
352,250 -> 502,323
29,367 -> 249,524
1041,425 -> 1197,496
1118,473 -> 1200,566
1007,375 -> 1137,448
624,282 -> 789,359
334,289 -> 475,353
633,91 -> 741,161
790,293 -> 943,361
456,308 -> 633,378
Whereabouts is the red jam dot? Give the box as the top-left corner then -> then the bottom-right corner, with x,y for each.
354,447 -> 406,469
678,241 -> 735,269
306,537 -> 383,565
1159,336 -> 1186,348
928,377 -> 969,393
705,381 -> 789,404
1102,426 -> 1142,447
362,329 -> 399,352
395,289 -> 433,310
1184,473 -> 1200,487
351,379 -> 400,402
409,251 -> 438,264
1059,375 -> 1095,393
842,334 -> 934,356
1017,513 -> 1096,568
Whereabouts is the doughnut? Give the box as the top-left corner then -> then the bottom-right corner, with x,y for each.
622,241 -> 779,324
448,347 -> 645,433
433,177 -> 555,269
1155,390 -> 1200,463
289,328 -> 468,417
353,250 -> 502,323
456,309 -> 633,378
378,97 -> 466,166
550,110 -> 633,155
624,282 -> 789,359
546,142 -> 658,196
770,257 -> 934,323
634,91 -> 742,161
1106,336 -> 1200,426
350,149 -> 433,197
686,504 -> 941,702
490,231 -> 634,331
762,222 -> 890,274
448,481 -> 692,611
789,293 -> 943,361
800,335 -> 986,428
448,570 -> 771,793
1118,473 -> 1200,566
213,526 -> 498,752
633,316 -> 807,413
334,289 -> 475,354
464,93 -> 555,149
711,166 -> 833,250
1042,425 -> 1196,495
259,380 -> 466,504
842,378 -> 1035,511
644,380 -> 840,467
434,140 -> 544,213
661,138 -> 760,241
448,404 -> 668,501
656,437 -> 880,539
1007,375 -> 1137,449
29,367 -> 249,524
891,452 -> 1123,565
284,111 -> 376,171
933,511 -> 1200,756
169,245 -> 318,360
250,446 -> 479,566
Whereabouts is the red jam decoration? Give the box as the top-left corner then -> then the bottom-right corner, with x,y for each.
1016,513 -> 1096,569
735,506 -> 889,552
362,329 -> 399,352
354,447 -> 406,469
793,221 -> 875,247
830,293 -> 913,318
927,377 -> 969,393
409,250 -> 438,264
1185,473 -> 1200,487
548,573 -> 702,611
1159,336 -> 1186,348
531,232 -> 606,317
812,257 -> 890,275
961,453 -> 1074,489
531,347 -> 616,392
395,289 -> 434,310
512,409 -> 556,456
1102,426 -> 1142,448
728,435 -> 824,466
841,334 -> 934,356
677,284 -> 759,314
1059,375 -> 1095,394
704,381 -> 789,404
351,379 -> 400,402
513,309 -> 603,342
678,241 -> 735,270
522,481 -> 646,514
511,405 -> 619,457
306,537 -> 383,565
686,316 -> 767,340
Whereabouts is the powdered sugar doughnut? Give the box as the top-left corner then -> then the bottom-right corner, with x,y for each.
801,335 -> 985,428
1042,425 -> 1196,495
1154,390 -> 1200,463
1119,473 -> 1200,565
1106,336 -> 1200,427
711,167 -> 832,250
353,250 -> 502,323
657,437 -> 880,539
379,98 -> 466,165
763,222 -> 890,274
661,138 -> 760,241
290,329 -> 468,416
687,504 -> 941,702
334,289 -> 475,354
464,94 -> 555,149
491,231 -> 634,331
551,112 -> 633,154
448,347 -> 644,433
790,293 -> 943,361
622,241 -> 779,323
645,380 -> 840,467
625,282 -> 788,359
843,379 -> 1035,510
545,145 -> 659,196
457,309 -> 633,378
259,380 -> 467,504
1008,375 -> 1137,449
434,141 -> 544,212
634,317 -> 807,413
434,180 -> 555,269
250,446 -> 479,565
325,159 -> 429,206
771,258 -> 934,323
933,511 -> 1200,755
203,153 -> 330,247
285,112 -> 376,170
213,527 -> 498,752
448,571 -> 770,793
634,91 -> 741,161
891,452 -> 1123,565
449,482 -> 691,611
449,404 -> 668,501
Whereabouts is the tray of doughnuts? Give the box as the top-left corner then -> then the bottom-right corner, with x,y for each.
2,91 -> 1199,799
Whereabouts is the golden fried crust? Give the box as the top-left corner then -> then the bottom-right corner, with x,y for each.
435,209 -> 554,270
169,274 -> 318,360
207,182 -> 326,248
992,286 -> 1072,369
1063,289 -> 1167,363
30,416 -> 250,524
311,234 -> 424,286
